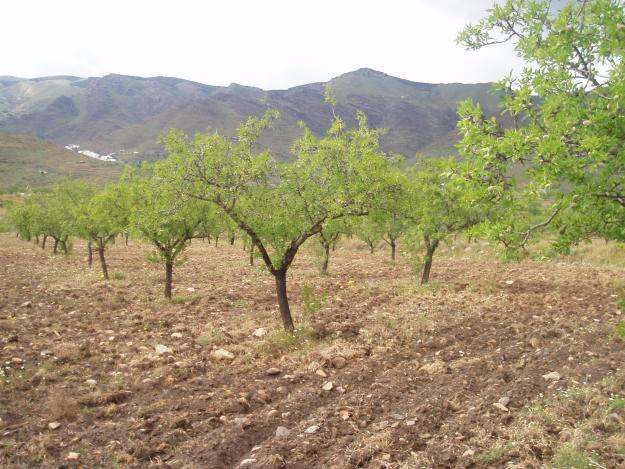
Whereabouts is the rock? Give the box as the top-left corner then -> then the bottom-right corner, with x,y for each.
240,459 -> 257,467
212,348 -> 235,360
340,410 -> 350,420
493,402 -> 509,412
542,371 -> 561,381
154,344 -> 172,355
315,368 -> 328,378
331,356 -> 347,369
67,452 -> 80,460
405,419 -> 416,426
381,453 -> 391,461
267,409 -> 278,417
420,360 -> 446,374
234,417 -> 251,428
498,396 -> 511,407
505,280 -> 514,285
187,287 -> 196,292
171,332 -> 183,339
21,301 -> 32,308
585,441 -> 602,451
305,424 -> 320,434
266,367 -> 281,376
252,328 -> 266,338
48,421 -> 61,430
275,426 -> 290,437
530,337 -> 541,348
321,381 -> 333,391
462,449 -> 475,458
391,413 -> 405,421
85,379 -> 97,386
10,357 -> 23,364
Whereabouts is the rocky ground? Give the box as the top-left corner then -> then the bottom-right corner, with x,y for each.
1,234 -> 624,468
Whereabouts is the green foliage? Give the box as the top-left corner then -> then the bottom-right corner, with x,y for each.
457,0 -> 625,254
615,321 -> 625,339
300,283 -> 328,320
267,326 -> 316,353
403,157 -> 494,282
162,105 -> 395,330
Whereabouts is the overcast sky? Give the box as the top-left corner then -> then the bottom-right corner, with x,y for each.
3,0 -> 527,89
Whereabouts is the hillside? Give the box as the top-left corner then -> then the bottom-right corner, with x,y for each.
0,133 -> 122,191
0,70 -> 502,163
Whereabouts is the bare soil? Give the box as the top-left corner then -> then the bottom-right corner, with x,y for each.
1,235 -> 624,468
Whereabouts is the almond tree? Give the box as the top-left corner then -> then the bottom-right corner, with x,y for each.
405,158 -> 491,284
162,106 -> 394,332
75,183 -> 127,279
124,163 -> 212,298
457,0 -> 625,253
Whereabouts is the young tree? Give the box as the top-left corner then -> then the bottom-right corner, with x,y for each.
404,158 -> 491,284
457,0 -> 625,252
354,216 -> 384,254
162,104 -> 394,332
124,163 -> 211,299
75,184 -> 127,279
315,218 -> 352,275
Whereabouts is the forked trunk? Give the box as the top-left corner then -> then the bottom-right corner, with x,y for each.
274,269 -> 294,333
165,261 -> 173,299
98,244 -> 109,280
53,238 -> 59,254
60,237 -> 68,255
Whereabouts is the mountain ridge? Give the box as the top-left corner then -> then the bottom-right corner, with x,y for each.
0,69 -> 503,163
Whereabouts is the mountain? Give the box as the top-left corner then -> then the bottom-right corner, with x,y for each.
0,69 -> 503,164
0,133 -> 121,191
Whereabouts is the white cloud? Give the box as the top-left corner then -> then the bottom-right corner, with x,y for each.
2,0 -> 525,88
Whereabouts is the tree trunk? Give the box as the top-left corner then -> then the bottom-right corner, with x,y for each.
53,238 -> 59,254
369,242 -> 375,254
214,235 -> 219,247
165,261 -> 173,299
274,269 -> 295,332
249,243 -> 255,266
124,233 -> 129,246
88,242 -> 93,268
35,235 -> 39,246
60,237 -> 68,255
390,239 -> 396,261
420,239 -> 439,285
229,233 -> 236,245
42,235 -> 47,249
98,244 -> 109,280
320,242 -> 330,275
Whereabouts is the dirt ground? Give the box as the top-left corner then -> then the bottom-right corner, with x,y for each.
1,234 -> 624,468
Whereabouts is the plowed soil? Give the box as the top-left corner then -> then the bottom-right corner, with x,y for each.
1,234 -> 624,468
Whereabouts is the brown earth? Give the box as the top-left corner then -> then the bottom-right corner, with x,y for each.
0,234 -> 624,468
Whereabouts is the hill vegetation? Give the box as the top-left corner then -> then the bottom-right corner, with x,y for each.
0,133 -> 121,191
0,69 -> 502,162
